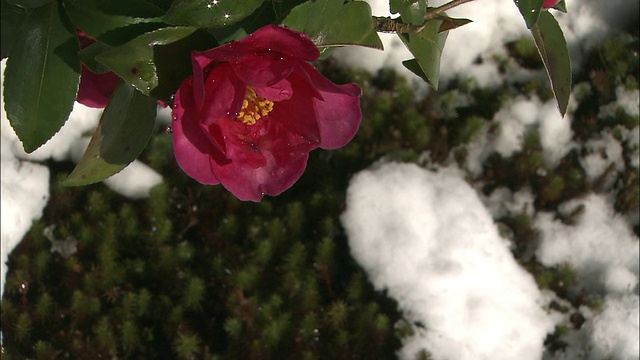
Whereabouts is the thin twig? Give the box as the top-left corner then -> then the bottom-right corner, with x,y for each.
425,0 -> 476,20
373,0 -> 476,33
372,16 -> 426,34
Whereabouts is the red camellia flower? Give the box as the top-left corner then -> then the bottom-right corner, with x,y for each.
542,0 -> 560,9
76,32 -> 120,108
172,25 -> 362,201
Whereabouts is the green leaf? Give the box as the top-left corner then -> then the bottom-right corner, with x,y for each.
399,0 -> 427,26
3,1 -> 80,153
514,0 -> 544,29
63,0 -> 165,46
390,0 -> 416,14
402,58 -> 427,81
7,0 -> 53,8
77,41 -> 112,74
145,0 -> 174,11
1,0 -> 28,58
531,11 -> 571,117
95,26 -> 198,95
282,0 -> 383,49
63,82 -> 157,186
164,0 -> 263,28
398,19 -> 448,89
552,0 -> 567,13
207,0 -> 294,44
436,15 -> 472,33
204,0 -> 310,45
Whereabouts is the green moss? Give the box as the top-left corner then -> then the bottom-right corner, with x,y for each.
263,312 -> 291,348
15,312 -> 32,342
182,276 -> 205,311
325,300 -> 348,329
234,265 -> 260,290
33,340 -> 56,360
224,317 -> 243,339
172,332 -> 201,360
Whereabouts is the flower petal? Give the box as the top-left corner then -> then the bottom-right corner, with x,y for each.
77,66 -> 120,108
265,73 -> 321,146
200,63 -> 246,125
196,25 -> 319,63
214,117 -> 268,169
212,146 -> 310,202
210,100 -> 318,201
299,63 -> 362,149
231,53 -> 296,88
254,78 -> 293,102
172,79 -> 221,185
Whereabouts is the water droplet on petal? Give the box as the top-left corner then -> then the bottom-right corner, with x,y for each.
280,89 -> 291,97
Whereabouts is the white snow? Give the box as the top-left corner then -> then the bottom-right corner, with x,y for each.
536,194 -> 639,295
1,142 -> 49,297
341,162 -> 556,360
579,131 -> 625,184
588,294 -> 640,360
463,95 -> 574,177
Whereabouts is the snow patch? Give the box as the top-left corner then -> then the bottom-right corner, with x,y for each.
341,162 -> 555,360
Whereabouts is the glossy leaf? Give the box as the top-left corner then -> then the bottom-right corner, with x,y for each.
78,41 -> 112,74
95,26 -> 198,95
146,0 -> 174,11
389,0 -> 416,14
63,82 -> 157,186
3,1 -> 80,153
282,0 -> 383,49
1,0 -> 27,59
531,11 -> 571,117
7,0 -> 52,8
399,0 -> 427,26
515,0 -> 544,29
63,0 -> 165,45
398,19 -> 448,89
164,0 -> 263,28
207,0 -> 297,44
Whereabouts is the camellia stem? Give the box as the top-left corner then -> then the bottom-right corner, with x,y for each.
372,0 -> 476,33
425,0 -> 476,20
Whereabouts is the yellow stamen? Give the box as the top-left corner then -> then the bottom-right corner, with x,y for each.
237,86 -> 274,125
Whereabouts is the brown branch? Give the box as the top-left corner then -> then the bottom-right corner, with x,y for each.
373,0 -> 476,33
372,16 -> 426,34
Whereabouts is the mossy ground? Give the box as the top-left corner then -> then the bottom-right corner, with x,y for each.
2,32 -> 638,359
